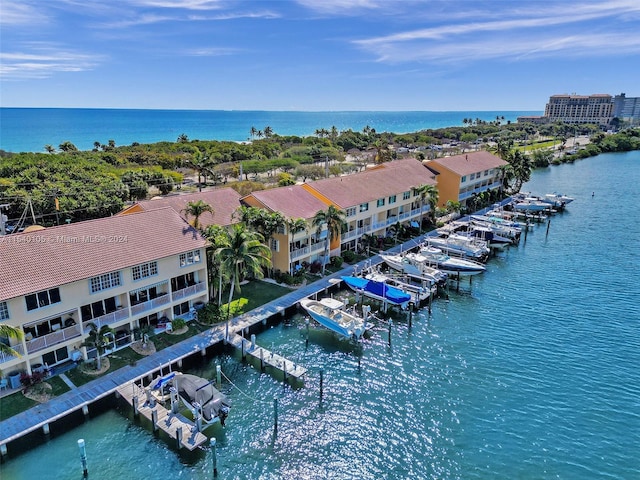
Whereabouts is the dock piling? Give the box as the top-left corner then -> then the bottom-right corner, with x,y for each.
175,426 -> 182,450
273,397 -> 278,432
78,439 -> 88,477
319,369 -> 324,400
211,438 -> 218,478
388,319 -> 392,346
151,409 -> 158,432
216,365 -> 221,386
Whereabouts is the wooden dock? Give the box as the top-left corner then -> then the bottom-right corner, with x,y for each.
227,333 -> 307,380
116,382 -> 207,451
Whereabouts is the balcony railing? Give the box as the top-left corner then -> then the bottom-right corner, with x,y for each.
290,246 -> 310,260
82,307 -> 130,331
172,282 -> 206,302
0,343 -> 25,365
25,325 -> 82,354
130,292 -> 171,316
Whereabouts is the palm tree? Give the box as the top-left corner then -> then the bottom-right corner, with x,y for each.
312,205 -> 346,275
216,225 -> 271,340
263,126 -> 273,138
182,200 -> 214,231
0,324 -> 24,358
44,144 -> 56,154
84,323 -> 114,371
186,150 -> 213,192
250,126 -> 257,140
413,184 -> 439,232
287,217 -> 308,236
201,224 -> 230,302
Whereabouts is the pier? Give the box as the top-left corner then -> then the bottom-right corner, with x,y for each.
115,382 -> 207,451
228,332 -> 307,380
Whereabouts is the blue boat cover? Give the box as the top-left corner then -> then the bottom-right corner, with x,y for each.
342,276 -> 411,305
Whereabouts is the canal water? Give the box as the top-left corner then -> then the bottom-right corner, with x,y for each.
1,152 -> 639,479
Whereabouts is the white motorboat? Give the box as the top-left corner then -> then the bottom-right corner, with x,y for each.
299,297 -> 372,340
379,252 -> 448,285
544,193 -> 574,206
424,234 -> 489,262
419,246 -> 486,276
512,197 -> 552,212
151,372 -> 231,427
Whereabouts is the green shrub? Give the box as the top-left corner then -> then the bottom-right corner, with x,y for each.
172,317 -> 186,330
331,256 -> 344,268
342,250 -> 356,263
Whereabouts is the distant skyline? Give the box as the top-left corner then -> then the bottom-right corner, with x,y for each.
2,0 -> 640,112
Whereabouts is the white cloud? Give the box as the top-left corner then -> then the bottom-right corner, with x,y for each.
0,45 -> 103,79
0,1 -> 49,26
129,0 -> 225,10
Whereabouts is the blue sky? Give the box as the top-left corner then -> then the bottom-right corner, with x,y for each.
2,0 -> 640,111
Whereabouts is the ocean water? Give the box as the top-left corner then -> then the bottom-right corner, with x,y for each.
0,108 -> 539,153
1,152 -> 639,479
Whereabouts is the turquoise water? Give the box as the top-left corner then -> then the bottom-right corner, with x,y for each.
1,152 -> 639,479
0,108 -> 538,153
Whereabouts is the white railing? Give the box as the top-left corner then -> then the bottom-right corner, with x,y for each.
290,246 -> 310,260
25,325 -> 82,354
130,293 -> 171,316
82,307 -> 130,331
172,282 -> 206,302
0,343 -> 25,365
342,230 -> 357,241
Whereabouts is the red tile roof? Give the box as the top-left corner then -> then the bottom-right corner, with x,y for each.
0,207 -> 207,301
306,158 -> 437,208
130,188 -> 242,227
426,151 -> 507,176
242,185 -> 330,220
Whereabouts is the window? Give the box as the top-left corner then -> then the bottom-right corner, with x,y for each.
81,297 -> 118,321
359,202 -> 369,213
90,272 -> 121,293
403,191 -> 411,200
461,176 -> 467,183
271,239 -> 279,252
173,302 -> 190,316
132,261 -> 158,281
276,225 -> 286,235
171,273 -> 196,292
484,170 -> 489,176
388,195 -> 396,204
180,250 -> 202,267
346,207 -> 356,217
0,301 -> 8,321
470,173 -> 475,180
377,198 -> 385,207
25,288 -> 61,311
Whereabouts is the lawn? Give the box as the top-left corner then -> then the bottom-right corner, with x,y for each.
0,376 -> 69,421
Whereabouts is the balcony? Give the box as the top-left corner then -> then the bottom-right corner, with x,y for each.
291,246 -> 310,260
0,343 -> 25,365
172,282 -> 206,302
25,324 -> 82,355
82,307 -> 130,331
130,292 -> 171,316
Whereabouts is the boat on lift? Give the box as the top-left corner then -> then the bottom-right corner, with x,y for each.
299,297 -> 372,341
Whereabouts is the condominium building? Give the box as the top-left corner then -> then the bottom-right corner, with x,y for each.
0,207 -> 208,378
613,93 -> 640,124
544,94 -> 613,126
425,151 -> 507,208
120,187 -> 242,228
241,158 -> 438,274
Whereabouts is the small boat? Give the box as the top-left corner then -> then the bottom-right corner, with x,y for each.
151,372 -> 231,427
512,198 -> 552,212
423,234 -> 489,262
299,297 -> 372,340
341,275 -> 412,309
364,270 -> 436,304
543,193 -> 574,206
379,252 -> 448,285
459,226 -> 513,249
419,246 -> 486,276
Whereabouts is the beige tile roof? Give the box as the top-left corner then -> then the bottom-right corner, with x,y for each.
0,207 -> 207,302
426,151 -> 507,176
306,158 -> 437,208
242,185 -> 330,220
131,188 -> 242,227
